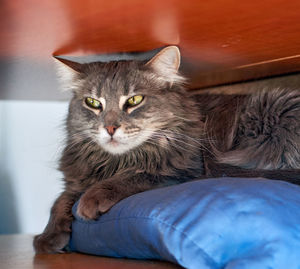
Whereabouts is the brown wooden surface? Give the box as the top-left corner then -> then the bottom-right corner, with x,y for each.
1,0 -> 300,94
0,234 -> 182,269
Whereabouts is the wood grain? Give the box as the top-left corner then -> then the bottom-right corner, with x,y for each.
1,0 -> 300,91
0,234 -> 182,269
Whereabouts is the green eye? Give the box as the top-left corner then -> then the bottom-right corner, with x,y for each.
85,97 -> 102,110
127,95 -> 144,107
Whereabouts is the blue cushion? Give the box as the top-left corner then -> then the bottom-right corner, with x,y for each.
69,177 -> 300,269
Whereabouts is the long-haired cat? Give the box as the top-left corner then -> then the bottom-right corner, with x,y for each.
34,46 -> 300,253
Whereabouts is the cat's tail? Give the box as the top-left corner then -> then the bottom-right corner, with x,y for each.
215,88 -> 300,170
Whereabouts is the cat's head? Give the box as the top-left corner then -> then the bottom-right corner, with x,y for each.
55,46 -> 198,155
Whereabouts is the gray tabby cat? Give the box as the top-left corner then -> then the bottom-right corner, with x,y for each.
34,46 -> 300,253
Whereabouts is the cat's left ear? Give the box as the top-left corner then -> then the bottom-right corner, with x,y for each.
53,56 -> 84,90
146,46 -> 185,84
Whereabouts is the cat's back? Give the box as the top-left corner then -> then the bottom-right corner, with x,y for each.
215,88 -> 300,170
193,93 -> 247,151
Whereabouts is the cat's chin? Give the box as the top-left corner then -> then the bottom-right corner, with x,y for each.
100,140 -> 135,155
98,129 -> 153,155
99,135 -> 145,155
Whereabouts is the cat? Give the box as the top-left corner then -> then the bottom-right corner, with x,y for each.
33,46 -> 300,253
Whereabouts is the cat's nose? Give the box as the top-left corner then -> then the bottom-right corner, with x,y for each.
105,125 -> 119,136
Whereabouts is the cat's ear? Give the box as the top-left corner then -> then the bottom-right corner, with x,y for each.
53,56 -> 84,91
146,46 -> 185,84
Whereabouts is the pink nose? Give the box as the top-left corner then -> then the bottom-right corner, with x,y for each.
105,125 -> 118,136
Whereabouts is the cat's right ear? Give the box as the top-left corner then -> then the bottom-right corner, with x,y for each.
53,56 -> 83,91
145,46 -> 185,85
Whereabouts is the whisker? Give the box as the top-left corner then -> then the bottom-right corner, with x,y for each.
158,129 -> 216,143
142,128 -> 214,155
145,138 -> 170,151
145,133 -> 200,153
64,130 -> 99,152
169,115 -> 196,122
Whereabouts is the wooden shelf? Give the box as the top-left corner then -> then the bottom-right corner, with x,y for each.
1,0 -> 300,99
0,234 -> 182,269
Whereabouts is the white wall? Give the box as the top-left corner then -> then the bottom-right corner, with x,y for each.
0,100 -> 68,234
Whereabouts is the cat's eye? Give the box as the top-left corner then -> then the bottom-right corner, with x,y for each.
126,95 -> 144,107
85,97 -> 102,110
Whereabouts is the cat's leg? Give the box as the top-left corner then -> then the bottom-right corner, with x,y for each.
217,89 -> 300,170
77,173 -> 176,220
33,190 -> 80,253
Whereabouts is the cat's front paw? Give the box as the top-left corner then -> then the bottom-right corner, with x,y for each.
33,232 -> 70,254
77,185 -> 119,220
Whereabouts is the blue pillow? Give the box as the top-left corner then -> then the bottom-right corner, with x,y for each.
69,177 -> 300,269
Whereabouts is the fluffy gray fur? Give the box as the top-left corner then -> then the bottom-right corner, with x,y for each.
34,46 -> 300,254
217,89 -> 300,169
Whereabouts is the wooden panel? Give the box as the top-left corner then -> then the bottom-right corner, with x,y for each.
1,0 -> 300,90
0,234 -> 182,269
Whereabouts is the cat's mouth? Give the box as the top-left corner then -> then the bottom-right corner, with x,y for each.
98,128 -> 152,155
101,135 -> 131,152
107,138 -> 121,146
